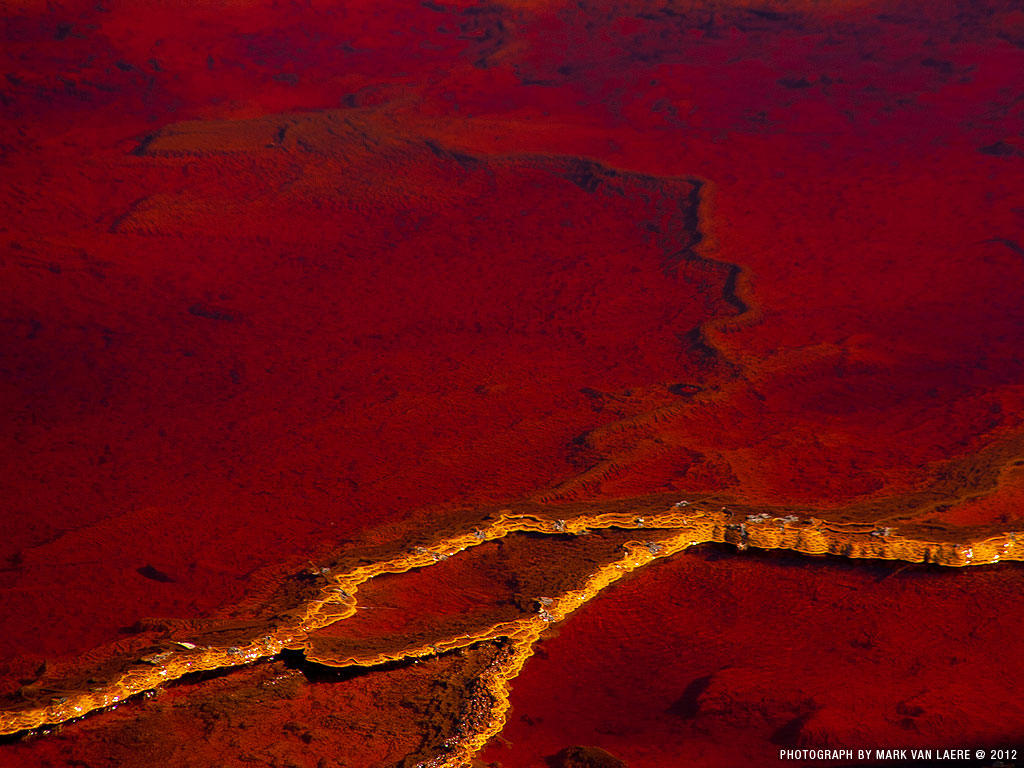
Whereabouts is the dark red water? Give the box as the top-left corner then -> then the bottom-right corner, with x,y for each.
484,548 -> 1024,767
2,0 -> 1023,764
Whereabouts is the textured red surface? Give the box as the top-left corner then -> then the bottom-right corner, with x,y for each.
2,0 -> 1024,764
484,548 -> 1024,767
0,108 -> 725,689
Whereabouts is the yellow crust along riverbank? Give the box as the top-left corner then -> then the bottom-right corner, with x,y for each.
1,501 -> 1022,738
409,527 -> 702,768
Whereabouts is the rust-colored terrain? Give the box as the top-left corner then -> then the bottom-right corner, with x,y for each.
2,0 -> 1023,765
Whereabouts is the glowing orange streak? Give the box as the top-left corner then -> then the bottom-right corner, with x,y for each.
0,502 -> 1020,738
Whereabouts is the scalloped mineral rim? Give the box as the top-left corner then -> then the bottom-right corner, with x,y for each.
2,494 -> 1021,760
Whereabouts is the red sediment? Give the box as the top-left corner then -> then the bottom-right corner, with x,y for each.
2,0 -> 1023,764
1,643 -> 510,768
484,548 -> 1024,767
0,106 -> 725,693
